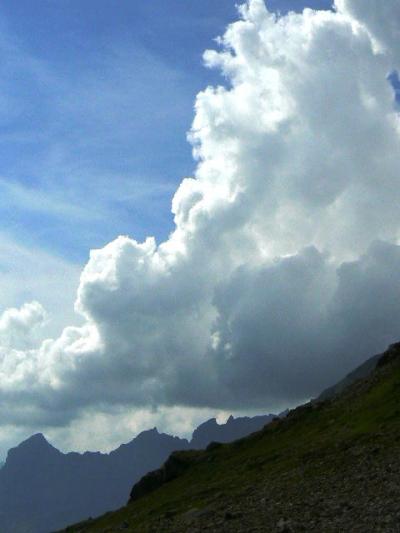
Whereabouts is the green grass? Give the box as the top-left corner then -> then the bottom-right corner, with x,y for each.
64,354 -> 400,532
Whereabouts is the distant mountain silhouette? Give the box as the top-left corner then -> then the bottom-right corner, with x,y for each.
0,429 -> 188,533
190,414 -> 275,449
0,414 -> 275,532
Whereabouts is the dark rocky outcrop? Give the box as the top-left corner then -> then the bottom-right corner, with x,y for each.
130,451 -> 194,502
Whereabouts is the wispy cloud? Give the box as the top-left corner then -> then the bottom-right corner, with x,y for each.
0,233 -> 81,337
0,20 -> 194,259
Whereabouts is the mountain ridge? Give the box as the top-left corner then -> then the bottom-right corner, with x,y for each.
0,413 -> 275,533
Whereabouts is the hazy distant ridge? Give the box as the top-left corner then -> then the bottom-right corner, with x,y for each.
0,414 -> 274,533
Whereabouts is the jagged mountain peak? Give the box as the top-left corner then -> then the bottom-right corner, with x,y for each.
196,417 -> 218,428
190,413 -> 275,449
22,432 -> 48,444
136,427 -> 159,438
8,432 -> 58,455
3,433 -> 61,473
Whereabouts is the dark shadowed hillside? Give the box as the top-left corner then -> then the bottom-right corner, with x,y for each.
66,343 -> 400,532
0,414 -> 274,532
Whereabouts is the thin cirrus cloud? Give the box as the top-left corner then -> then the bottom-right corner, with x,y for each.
0,26 -> 195,262
0,234 -> 81,339
1,0 -> 400,452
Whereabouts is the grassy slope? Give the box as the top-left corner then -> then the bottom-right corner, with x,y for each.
64,347 -> 400,532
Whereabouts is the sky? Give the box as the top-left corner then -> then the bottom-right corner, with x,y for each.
1,0 -> 400,456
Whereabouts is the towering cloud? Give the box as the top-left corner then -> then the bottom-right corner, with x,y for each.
1,0 -> 400,431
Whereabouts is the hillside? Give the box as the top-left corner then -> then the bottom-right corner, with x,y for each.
64,343 -> 400,532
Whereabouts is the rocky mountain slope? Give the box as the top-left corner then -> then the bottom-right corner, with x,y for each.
0,414 -> 274,533
65,343 -> 400,532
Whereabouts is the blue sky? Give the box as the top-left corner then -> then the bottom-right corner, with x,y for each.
0,0 -> 332,265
